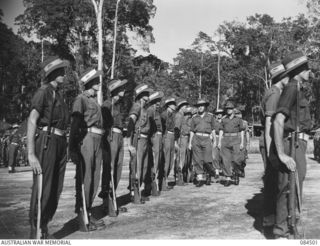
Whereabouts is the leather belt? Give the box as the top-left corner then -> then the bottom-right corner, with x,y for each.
224,132 -> 239,137
196,132 -> 210,137
87,127 -> 105,135
156,131 -> 162,135
42,126 -> 65,136
139,133 -> 148,138
167,130 -> 174,134
288,132 -> 309,142
112,127 -> 122,134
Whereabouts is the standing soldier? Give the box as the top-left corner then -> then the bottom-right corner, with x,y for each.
147,91 -> 164,196
181,106 -> 193,183
27,56 -> 70,239
272,51 -> 312,239
218,101 -> 245,187
69,68 -> 106,231
8,124 -> 20,173
260,61 -> 289,231
212,109 -> 224,180
126,84 -> 151,203
175,99 -> 189,186
161,98 -> 177,191
99,79 -> 128,216
188,99 -> 216,187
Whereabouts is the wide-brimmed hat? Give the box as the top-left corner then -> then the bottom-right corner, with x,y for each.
135,84 -> 150,100
149,91 -> 164,105
80,68 -> 102,87
224,101 -> 235,109
108,79 -> 128,94
282,51 -> 308,75
214,108 -> 224,114
177,99 -> 189,110
42,56 -> 69,78
194,99 -> 209,107
164,97 -> 176,107
268,61 -> 287,83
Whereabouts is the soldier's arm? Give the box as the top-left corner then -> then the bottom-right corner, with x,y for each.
218,130 -> 223,149
188,131 -> 194,150
273,112 -> 296,171
126,114 -> 137,148
27,109 -> 42,175
264,116 -> 272,156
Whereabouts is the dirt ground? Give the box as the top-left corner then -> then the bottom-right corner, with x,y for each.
1,149 -> 320,239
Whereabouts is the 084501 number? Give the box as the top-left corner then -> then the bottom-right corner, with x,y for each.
300,240 -> 318,245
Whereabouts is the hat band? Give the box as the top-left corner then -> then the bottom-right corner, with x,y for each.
285,56 -> 308,70
81,69 -> 98,83
136,84 -> 148,94
109,80 -> 122,91
44,59 -> 63,73
149,92 -> 160,100
270,64 -> 285,76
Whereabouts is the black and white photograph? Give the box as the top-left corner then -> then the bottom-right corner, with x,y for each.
0,0 -> 320,241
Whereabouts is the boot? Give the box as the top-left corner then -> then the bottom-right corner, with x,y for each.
78,208 -> 89,232
151,180 -> 160,196
195,174 -> 205,187
232,172 -> 239,185
205,173 -> 211,185
161,177 -> 173,191
176,170 -> 185,186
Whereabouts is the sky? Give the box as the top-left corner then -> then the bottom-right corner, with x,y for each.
0,0 -> 307,63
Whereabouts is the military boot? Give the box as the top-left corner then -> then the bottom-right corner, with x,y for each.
195,174 -> 205,187
161,177 -> 173,191
205,173 -> 211,185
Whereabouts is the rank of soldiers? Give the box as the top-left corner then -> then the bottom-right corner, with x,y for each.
25,50 -> 312,240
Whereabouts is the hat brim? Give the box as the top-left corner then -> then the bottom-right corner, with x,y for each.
177,102 -> 189,109
45,60 -> 70,77
110,79 -> 128,93
82,70 -> 103,86
285,60 -> 308,75
195,102 -> 209,107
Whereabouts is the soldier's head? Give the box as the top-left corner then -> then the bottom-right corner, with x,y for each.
134,84 -> 150,106
195,99 -> 209,114
184,106 -> 193,118
108,79 -> 128,102
80,68 -> 102,97
42,56 -> 69,86
282,51 -> 312,82
234,109 -> 242,118
268,61 -> 289,87
224,101 -> 235,115
214,108 -> 224,120
177,99 -> 188,113
149,91 -> 164,109
164,98 -> 176,113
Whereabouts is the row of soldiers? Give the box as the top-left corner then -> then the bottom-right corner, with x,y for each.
27,56 -> 249,239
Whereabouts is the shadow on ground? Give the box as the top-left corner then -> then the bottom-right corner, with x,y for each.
245,188 -> 274,239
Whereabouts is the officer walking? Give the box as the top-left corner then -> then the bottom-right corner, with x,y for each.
126,84 -> 151,203
212,109 -> 224,180
8,124 -> 20,173
161,98 -> 176,191
272,51 -> 312,239
99,78 -> 128,216
188,99 -> 216,187
69,68 -> 106,231
218,101 -> 245,187
260,61 -> 289,231
27,56 -> 70,238
147,91 -> 164,196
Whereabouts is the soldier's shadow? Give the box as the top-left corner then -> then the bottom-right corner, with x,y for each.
245,188 -> 273,239
52,217 -> 79,239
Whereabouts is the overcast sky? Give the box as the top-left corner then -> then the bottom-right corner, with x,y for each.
1,0 -> 307,63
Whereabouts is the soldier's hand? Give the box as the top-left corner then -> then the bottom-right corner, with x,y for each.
240,143 -> 244,150
279,153 -> 296,172
128,145 -> 136,156
188,143 -> 192,150
217,143 -> 221,150
28,154 -> 42,175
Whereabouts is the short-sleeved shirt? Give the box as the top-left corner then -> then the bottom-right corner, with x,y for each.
276,79 -> 312,133
102,100 -> 124,130
147,105 -> 162,135
219,116 -> 244,133
181,116 -> 192,136
260,85 -> 281,126
174,111 -> 184,130
161,110 -> 175,132
129,101 -> 150,134
31,84 -> 69,130
72,92 -> 103,129
191,112 -> 215,134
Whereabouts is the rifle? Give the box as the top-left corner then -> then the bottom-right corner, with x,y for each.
109,98 -> 118,212
288,80 -> 303,239
78,158 -> 89,231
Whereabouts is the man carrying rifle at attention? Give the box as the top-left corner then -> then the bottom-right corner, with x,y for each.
69,68 -> 106,232
99,78 -> 128,216
273,51 -> 313,239
27,56 -> 70,239
126,84 -> 151,204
